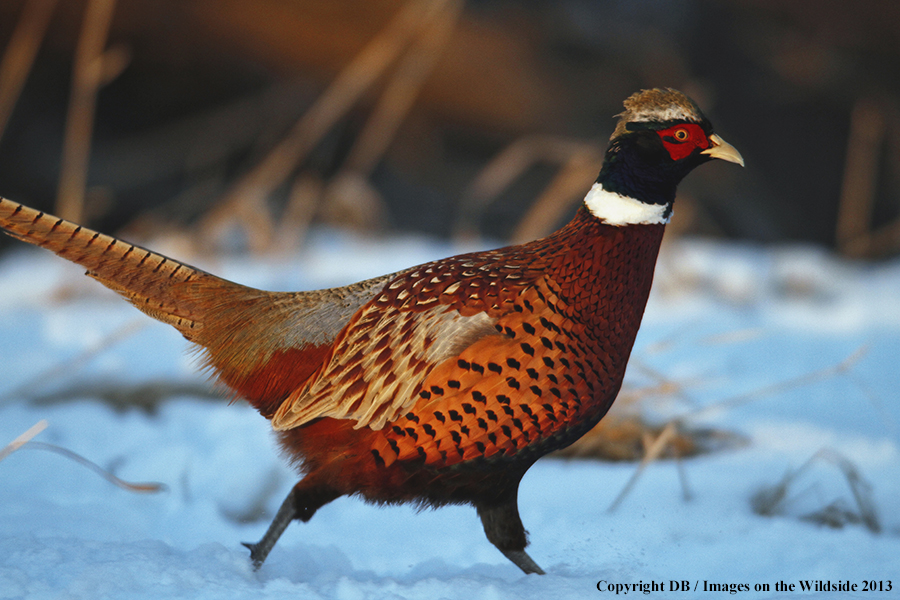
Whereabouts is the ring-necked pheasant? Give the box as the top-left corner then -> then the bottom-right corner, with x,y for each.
0,88 -> 742,574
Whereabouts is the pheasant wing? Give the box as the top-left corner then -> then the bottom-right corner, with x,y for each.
271,285 -> 501,431
268,253 -> 540,431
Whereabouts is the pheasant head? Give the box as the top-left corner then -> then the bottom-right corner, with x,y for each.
586,88 -> 744,226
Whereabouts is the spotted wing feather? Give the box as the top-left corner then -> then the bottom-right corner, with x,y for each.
271,263 -> 507,431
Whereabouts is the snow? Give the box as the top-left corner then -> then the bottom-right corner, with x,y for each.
1,229 -> 898,599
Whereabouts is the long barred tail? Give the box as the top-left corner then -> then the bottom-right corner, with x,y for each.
0,196 -> 236,341
0,196 -> 339,417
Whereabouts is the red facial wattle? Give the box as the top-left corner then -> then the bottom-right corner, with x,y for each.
656,123 -> 710,162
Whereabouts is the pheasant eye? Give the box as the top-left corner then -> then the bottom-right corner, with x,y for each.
673,128 -> 689,141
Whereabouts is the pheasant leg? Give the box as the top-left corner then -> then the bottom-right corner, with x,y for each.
477,497 -> 545,575
243,481 -> 340,569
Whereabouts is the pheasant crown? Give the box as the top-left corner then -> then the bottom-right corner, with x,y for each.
611,88 -> 708,139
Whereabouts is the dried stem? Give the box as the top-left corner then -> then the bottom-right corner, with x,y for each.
607,422 -> 678,513
20,441 -> 167,493
2,422 -> 165,494
343,0 -> 463,177
203,0 -> 455,252
0,0 -> 58,143
511,147 -> 603,243
604,345 -> 867,511
687,345 -> 867,419
751,448 -> 879,534
274,172 -> 325,250
836,98 -> 885,257
56,0 -> 121,223
454,135 -> 597,240
0,318 -> 146,404
0,419 -> 47,463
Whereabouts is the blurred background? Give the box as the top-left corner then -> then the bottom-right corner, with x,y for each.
0,0 -> 898,257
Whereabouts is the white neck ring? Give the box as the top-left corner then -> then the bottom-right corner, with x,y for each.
583,183 -> 671,226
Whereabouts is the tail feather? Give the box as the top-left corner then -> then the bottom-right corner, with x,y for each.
0,196 -> 233,339
0,197 -> 381,418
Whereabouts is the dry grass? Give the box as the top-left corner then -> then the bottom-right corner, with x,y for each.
1,420 -> 166,493
551,416 -> 735,463
18,441 -> 167,493
687,345 -> 867,419
550,344 -> 869,513
24,380 -> 219,414
0,318 -> 147,405
56,0 -> 128,223
751,448 -> 880,534
0,0 -> 58,144
200,0 -> 462,252
0,419 -> 47,463
454,134 -> 602,241
836,97 -> 900,258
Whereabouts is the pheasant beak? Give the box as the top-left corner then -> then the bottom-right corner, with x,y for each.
702,133 -> 745,167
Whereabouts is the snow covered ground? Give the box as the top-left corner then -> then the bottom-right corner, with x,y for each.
1,229 -> 898,599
